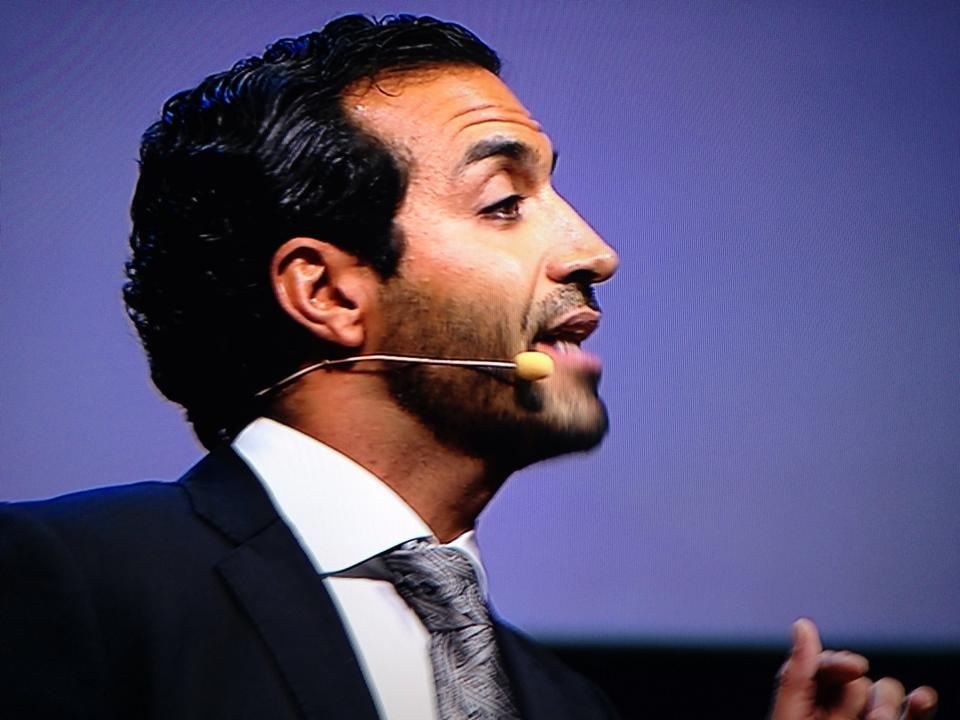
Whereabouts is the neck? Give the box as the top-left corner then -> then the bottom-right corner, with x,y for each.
268,375 -> 511,543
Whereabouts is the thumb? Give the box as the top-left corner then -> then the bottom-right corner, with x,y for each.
771,618 -> 822,720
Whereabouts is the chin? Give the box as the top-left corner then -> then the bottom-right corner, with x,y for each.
387,361 -> 609,468
508,389 -> 610,464
467,377 -> 610,468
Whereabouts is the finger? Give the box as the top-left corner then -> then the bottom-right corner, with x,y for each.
788,618 -> 822,681
816,650 -> 870,684
901,687 -> 938,720
771,619 -> 823,720
865,677 -> 905,720
825,676 -> 871,720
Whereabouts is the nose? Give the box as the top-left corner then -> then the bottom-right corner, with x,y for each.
545,198 -> 619,285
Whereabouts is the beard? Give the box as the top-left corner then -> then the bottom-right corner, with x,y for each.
376,275 -> 609,469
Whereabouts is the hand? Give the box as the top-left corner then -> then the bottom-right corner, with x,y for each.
769,618 -> 937,720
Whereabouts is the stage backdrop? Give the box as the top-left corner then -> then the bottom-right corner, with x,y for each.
2,1 -> 958,649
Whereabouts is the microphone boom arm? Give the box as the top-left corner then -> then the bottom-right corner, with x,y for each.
255,353 -> 531,398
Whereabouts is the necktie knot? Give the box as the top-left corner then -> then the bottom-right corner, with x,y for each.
382,539 -> 489,632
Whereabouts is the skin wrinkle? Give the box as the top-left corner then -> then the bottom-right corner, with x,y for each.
442,97 -> 542,130
456,111 -> 541,133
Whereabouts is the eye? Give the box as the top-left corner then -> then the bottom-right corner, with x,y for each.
480,194 -> 525,221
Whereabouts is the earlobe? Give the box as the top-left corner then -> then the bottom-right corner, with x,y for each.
270,237 -> 369,349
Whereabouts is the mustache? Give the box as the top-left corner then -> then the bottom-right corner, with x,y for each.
525,284 -> 601,335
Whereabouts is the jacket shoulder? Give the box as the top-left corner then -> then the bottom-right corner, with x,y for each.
4,478 -> 187,521
1,479 -> 199,553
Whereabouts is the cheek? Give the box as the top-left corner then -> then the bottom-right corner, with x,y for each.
401,235 -> 531,297
448,252 -> 525,289
396,197 -> 543,299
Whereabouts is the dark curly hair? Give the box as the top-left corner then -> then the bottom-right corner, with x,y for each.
123,14 -> 500,449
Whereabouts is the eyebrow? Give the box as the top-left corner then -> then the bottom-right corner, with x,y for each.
456,137 -> 558,176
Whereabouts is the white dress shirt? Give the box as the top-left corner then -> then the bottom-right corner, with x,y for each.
232,417 -> 487,720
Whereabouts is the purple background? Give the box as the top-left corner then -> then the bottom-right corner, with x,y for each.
2,2 -> 958,648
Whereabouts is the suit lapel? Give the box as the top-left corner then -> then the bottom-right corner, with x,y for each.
495,623 -> 614,720
182,449 -> 381,720
496,624 -> 566,720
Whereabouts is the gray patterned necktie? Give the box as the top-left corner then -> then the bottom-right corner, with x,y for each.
382,539 -> 521,720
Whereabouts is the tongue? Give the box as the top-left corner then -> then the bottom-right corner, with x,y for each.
534,341 -> 602,375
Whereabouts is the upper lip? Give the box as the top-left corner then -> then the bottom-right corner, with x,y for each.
534,308 -> 601,344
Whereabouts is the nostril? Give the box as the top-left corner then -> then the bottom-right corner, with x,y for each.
563,268 -> 602,285
547,246 -> 619,286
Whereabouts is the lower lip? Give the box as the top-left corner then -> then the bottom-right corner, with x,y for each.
533,342 -> 603,375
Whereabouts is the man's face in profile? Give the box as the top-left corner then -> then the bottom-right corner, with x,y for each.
344,66 -> 619,466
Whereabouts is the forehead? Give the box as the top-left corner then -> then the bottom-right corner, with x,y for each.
344,65 -> 548,168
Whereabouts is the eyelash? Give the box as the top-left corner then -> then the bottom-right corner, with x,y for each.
480,194 -> 525,221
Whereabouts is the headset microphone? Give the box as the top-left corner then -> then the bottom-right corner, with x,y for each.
511,351 -> 555,381
255,350 -> 554,397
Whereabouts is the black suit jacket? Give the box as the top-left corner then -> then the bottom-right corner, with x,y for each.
1,448 -> 617,719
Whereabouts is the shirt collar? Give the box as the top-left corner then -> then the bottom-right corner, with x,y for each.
231,417 -> 487,592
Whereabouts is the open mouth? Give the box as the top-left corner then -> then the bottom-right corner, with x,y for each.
532,309 -> 603,374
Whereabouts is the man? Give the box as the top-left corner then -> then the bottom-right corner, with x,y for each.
0,14 -> 937,720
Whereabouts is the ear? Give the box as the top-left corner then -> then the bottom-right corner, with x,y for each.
270,237 -> 376,349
